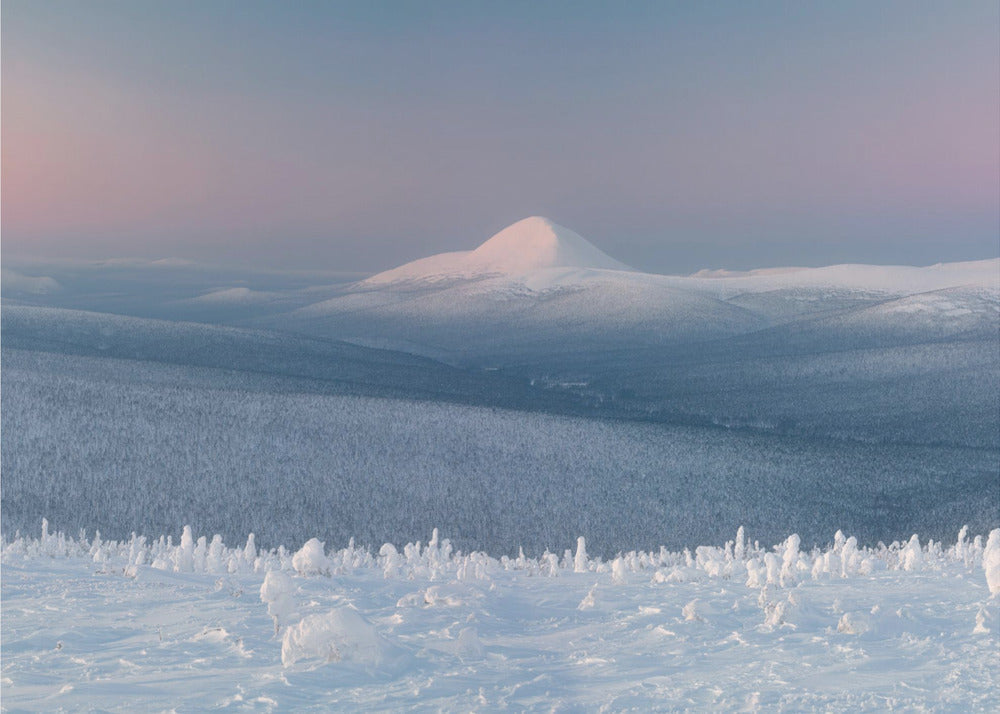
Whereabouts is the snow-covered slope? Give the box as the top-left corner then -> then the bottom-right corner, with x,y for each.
5,347 -> 996,552
3,524 -> 998,711
250,224 -> 1000,451
276,220 -> 996,372
366,216 -> 629,284
686,259 -> 999,294
293,218 -> 997,339
1,268 -> 61,295
0,305 -> 559,410
290,218 -> 769,351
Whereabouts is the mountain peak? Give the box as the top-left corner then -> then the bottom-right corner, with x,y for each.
365,217 -> 630,284
470,217 -> 629,272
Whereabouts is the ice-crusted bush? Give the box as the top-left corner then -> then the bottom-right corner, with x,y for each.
292,538 -> 330,576
260,571 -> 297,635
984,529 -> 1000,596
902,534 -> 923,571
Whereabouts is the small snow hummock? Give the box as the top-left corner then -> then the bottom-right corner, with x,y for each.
281,607 -> 395,667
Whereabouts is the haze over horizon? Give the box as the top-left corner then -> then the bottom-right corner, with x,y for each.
3,1 -> 998,274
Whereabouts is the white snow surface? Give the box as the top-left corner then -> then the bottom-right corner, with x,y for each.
298,218 -> 998,346
684,259 -> 1000,295
364,217 -> 630,284
358,256 -> 1000,301
359,216 -> 996,298
3,522 -> 998,711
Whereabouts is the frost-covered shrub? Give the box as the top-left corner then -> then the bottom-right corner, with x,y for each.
260,571 -> 297,634
4,523 -> 998,597
984,529 -> 1000,595
292,539 -> 329,576
902,534 -> 923,572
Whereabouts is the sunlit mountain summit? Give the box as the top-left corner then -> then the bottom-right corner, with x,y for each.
367,216 -> 630,284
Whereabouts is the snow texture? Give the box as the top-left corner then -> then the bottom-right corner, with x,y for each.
2,522 -> 998,711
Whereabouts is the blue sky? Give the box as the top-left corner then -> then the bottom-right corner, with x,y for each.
3,1 -> 998,273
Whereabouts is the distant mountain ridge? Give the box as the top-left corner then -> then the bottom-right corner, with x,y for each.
5,219 -> 997,450
286,218 -> 997,360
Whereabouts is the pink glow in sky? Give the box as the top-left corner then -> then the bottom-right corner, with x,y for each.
3,1 -> 997,273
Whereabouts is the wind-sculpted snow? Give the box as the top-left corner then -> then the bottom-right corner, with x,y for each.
2,522 -> 998,710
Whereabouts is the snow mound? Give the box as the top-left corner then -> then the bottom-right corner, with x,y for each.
451,626 -> 484,660
365,217 -> 629,283
281,607 -> 394,667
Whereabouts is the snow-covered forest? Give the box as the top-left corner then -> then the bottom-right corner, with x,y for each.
5,0 -> 999,706
3,227 -> 998,709
4,347 -> 995,555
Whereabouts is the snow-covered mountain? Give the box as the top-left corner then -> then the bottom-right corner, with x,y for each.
6,220 -> 996,451
288,218 -> 765,352
277,218 -> 997,359
2,219 -> 997,576
366,216 -> 630,283
246,218 -> 999,451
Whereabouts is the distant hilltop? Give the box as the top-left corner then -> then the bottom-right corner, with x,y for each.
366,216 -> 630,283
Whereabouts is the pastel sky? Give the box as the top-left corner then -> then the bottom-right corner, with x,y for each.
3,1 -> 998,273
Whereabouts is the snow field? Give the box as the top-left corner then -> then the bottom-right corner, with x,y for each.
3,522 -> 998,710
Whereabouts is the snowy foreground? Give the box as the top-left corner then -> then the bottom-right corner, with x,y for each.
3,524 -> 999,712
